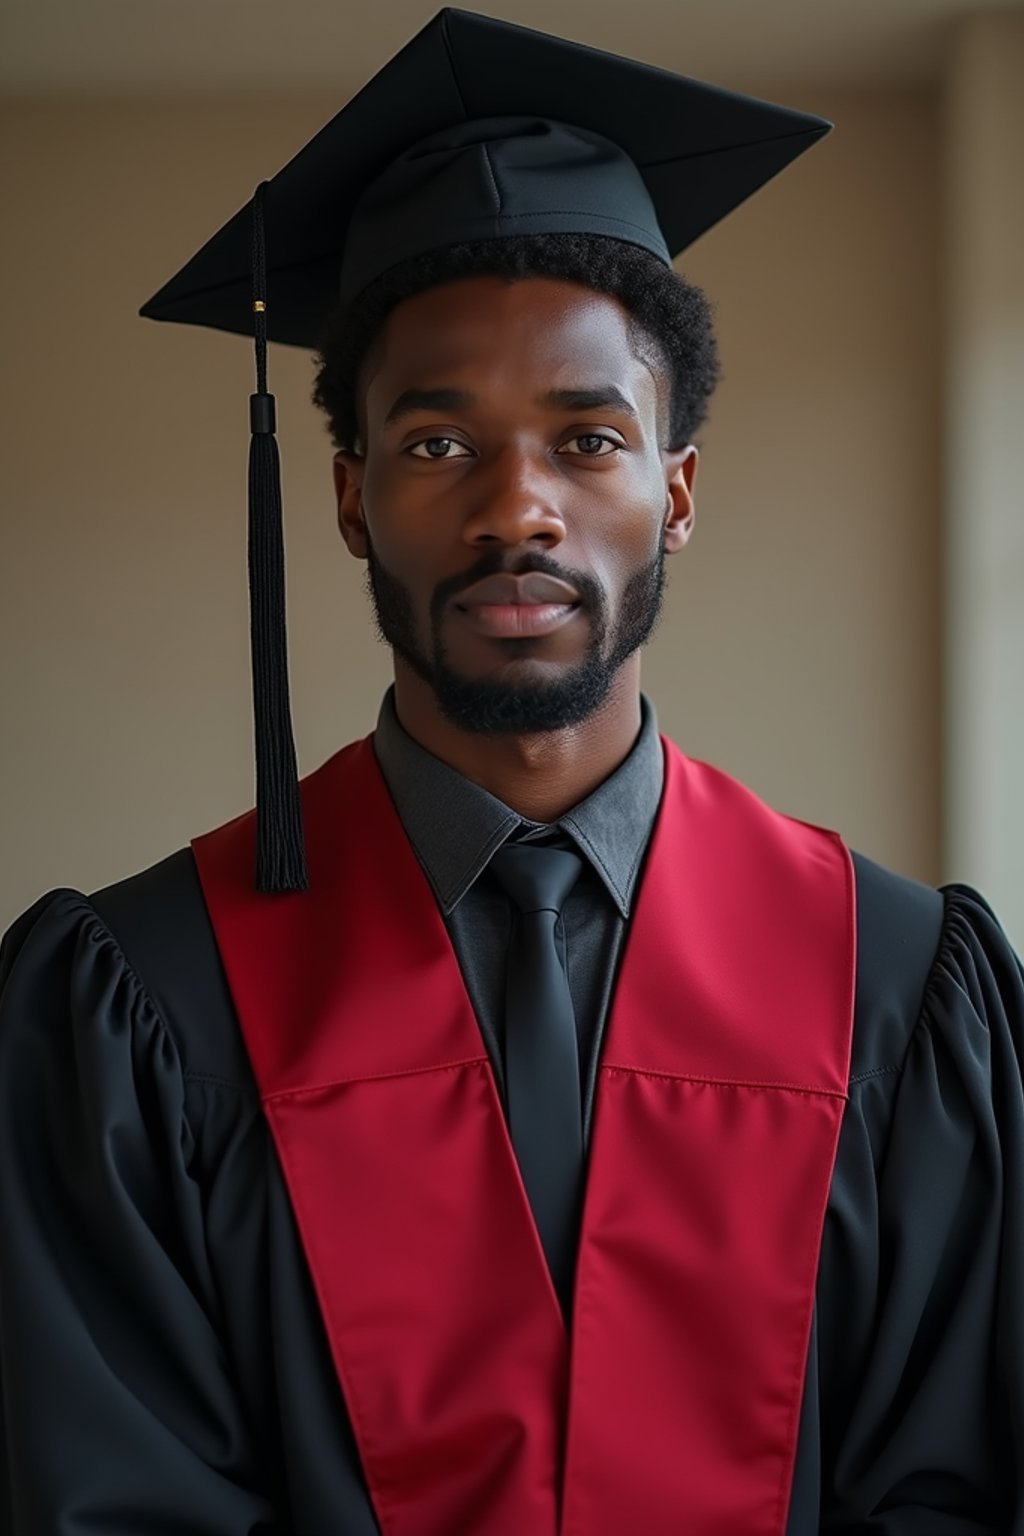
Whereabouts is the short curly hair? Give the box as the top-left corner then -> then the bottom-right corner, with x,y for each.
312,233 -> 719,453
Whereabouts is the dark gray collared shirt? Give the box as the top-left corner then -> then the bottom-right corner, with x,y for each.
372,689 -> 664,1147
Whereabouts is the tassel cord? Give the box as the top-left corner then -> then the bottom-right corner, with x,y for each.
248,181 -> 308,892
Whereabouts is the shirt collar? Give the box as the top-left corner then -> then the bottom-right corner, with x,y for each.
372,688 -> 663,919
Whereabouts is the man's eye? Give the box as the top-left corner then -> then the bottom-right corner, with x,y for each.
560,434 -> 619,457
407,437 -> 472,459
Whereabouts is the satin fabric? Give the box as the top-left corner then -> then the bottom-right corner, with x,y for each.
192,735 -> 854,1535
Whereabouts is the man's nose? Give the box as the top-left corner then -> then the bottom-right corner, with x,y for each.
461,451 -> 566,550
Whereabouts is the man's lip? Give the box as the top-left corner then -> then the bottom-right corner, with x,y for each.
454,573 -> 580,608
456,603 -> 580,639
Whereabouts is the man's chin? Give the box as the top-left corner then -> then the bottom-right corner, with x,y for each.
428,660 -> 616,736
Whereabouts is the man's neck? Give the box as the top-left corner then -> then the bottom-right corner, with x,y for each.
391,659 -> 644,823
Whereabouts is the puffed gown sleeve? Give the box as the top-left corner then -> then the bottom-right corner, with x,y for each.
817,879 -> 1024,1534
0,890 -> 277,1535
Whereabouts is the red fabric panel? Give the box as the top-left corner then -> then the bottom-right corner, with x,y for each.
193,732 -> 855,1536
606,744 -> 855,1093
191,740 -> 485,1089
269,1065 -> 565,1535
194,740 -> 566,1532
563,1073 -> 844,1535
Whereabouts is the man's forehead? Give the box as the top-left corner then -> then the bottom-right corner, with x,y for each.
369,276 -> 650,389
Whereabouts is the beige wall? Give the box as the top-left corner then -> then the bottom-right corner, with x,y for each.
0,90 -> 940,930
943,14 -> 1024,944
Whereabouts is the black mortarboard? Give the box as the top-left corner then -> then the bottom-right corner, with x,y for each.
141,8 -> 831,893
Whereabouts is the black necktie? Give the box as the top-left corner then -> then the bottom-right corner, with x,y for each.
489,843 -> 584,1316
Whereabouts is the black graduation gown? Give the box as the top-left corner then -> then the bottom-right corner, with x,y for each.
1,846 -> 1022,1535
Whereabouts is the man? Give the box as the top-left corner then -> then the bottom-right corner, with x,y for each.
1,11 -> 1022,1534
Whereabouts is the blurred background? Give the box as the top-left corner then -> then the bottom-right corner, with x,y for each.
1,0 -> 1021,941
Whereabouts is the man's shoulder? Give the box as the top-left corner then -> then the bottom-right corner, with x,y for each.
663,745 -> 948,1080
90,848 -> 255,1091
848,850 -> 945,1082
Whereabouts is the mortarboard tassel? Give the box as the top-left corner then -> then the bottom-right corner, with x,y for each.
248,181 -> 308,892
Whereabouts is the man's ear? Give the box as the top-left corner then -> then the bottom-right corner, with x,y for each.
663,444 -> 698,553
333,450 -> 368,559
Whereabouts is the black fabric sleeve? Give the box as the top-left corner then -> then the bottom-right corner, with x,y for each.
0,892 -> 277,1536
819,885 -> 1024,1534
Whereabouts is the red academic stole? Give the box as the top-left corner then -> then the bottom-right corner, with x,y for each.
193,735 -> 855,1536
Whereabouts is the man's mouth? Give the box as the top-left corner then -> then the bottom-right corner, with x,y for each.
452,572 -> 582,638
455,602 -> 579,638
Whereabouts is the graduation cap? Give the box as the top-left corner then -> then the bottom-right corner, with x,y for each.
141,7 -> 831,894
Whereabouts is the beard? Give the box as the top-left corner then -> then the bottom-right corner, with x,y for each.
363,533 -> 667,735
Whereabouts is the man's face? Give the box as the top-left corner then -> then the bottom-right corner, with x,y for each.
334,275 -> 696,734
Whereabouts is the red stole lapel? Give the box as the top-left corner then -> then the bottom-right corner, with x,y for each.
193,735 -> 854,1536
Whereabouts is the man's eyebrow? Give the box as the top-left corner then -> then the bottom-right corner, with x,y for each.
540,387 -> 639,420
382,384 -> 640,426
383,388 -> 474,425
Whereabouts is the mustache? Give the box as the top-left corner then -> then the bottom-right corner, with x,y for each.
429,550 -> 605,625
